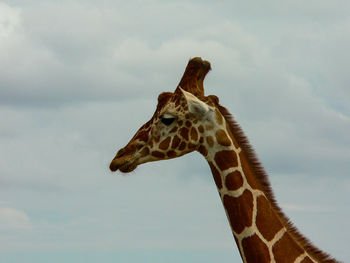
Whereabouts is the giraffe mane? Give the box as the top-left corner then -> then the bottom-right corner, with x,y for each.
216,103 -> 339,263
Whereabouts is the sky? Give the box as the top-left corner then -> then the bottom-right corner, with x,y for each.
0,0 -> 350,262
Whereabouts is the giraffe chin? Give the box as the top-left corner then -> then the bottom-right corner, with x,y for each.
118,163 -> 137,173
109,158 -> 137,173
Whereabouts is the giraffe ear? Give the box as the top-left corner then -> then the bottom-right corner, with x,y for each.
179,87 -> 210,119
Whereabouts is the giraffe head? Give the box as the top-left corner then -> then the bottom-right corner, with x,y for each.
110,57 -> 222,173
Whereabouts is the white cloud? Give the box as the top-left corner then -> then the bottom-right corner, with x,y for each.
0,207 -> 31,230
0,2 -> 20,37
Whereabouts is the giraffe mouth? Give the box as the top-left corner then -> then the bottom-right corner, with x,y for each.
118,162 -> 137,173
109,155 -> 138,173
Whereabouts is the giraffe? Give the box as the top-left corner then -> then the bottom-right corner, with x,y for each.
109,57 -> 338,263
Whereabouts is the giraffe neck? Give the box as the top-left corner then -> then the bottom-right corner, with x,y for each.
202,107 -> 334,263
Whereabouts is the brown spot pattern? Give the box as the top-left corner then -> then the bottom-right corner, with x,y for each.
225,171 -> 243,190
167,150 -> 177,158
273,232 -> 304,263
300,257 -> 314,263
256,196 -> 283,241
215,109 -> 224,125
185,121 -> 191,127
174,97 -> 180,107
209,162 -> 222,189
159,137 -> 171,150
136,143 -> 143,150
180,127 -> 189,141
242,234 -> 270,263
171,135 -> 180,149
151,151 -> 165,158
169,126 -> 178,133
188,143 -> 196,149
198,125 -> 204,133
198,145 -> 208,156
190,127 -> 198,141
215,129 -> 231,146
135,130 -> 148,142
223,190 -> 253,233
214,150 -> 238,171
143,121 -> 151,130
140,147 -> 150,157
179,142 -> 186,151
206,136 -> 214,147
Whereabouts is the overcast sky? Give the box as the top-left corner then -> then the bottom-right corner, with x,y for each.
1,1 -> 349,262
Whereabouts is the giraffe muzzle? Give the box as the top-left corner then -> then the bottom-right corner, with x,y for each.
109,157 -> 123,172
109,147 -> 138,173
109,155 -> 137,173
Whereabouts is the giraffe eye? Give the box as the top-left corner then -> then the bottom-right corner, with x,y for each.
160,115 -> 175,126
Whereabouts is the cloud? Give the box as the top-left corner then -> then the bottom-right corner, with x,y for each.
0,2 -> 20,37
0,207 -> 31,230
0,0 -> 349,262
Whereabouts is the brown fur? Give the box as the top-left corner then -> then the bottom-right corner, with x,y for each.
177,57 -> 211,98
214,150 -> 238,171
216,103 -> 339,263
302,257 -> 317,263
110,57 -> 340,262
242,234 -> 271,263
209,162 -> 223,189
273,232 -> 304,262
173,57 -> 337,262
223,190 -> 254,233
215,129 -> 232,146
256,195 -> 284,241
225,171 -> 244,190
